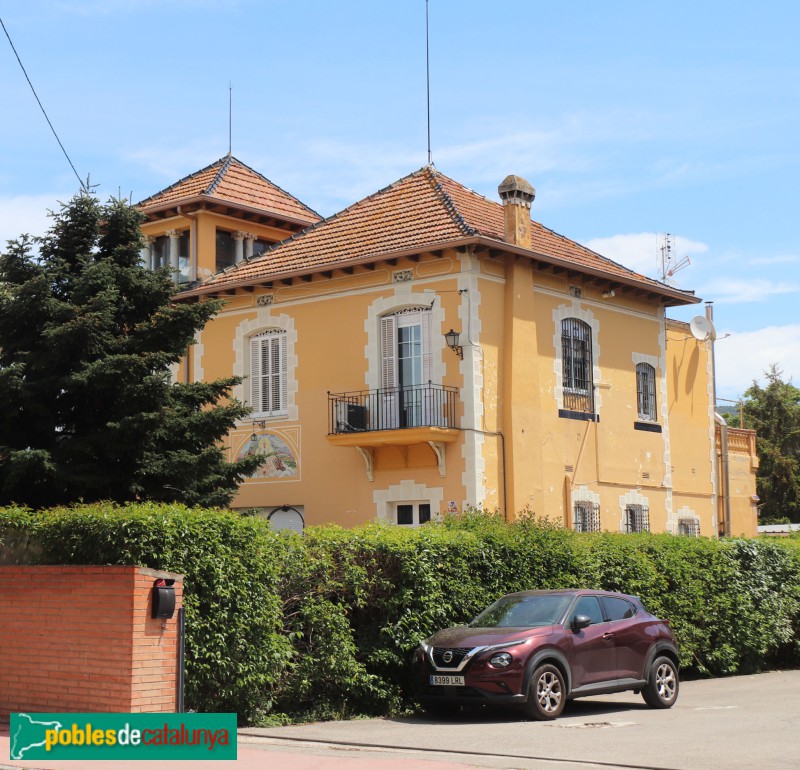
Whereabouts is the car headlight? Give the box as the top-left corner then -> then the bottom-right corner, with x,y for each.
489,652 -> 513,668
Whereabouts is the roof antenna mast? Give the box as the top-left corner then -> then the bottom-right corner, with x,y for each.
426,0 -> 432,165
228,81 -> 233,156
657,233 -> 690,285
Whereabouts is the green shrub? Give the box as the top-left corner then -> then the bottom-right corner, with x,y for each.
0,503 -> 290,723
1,505 -> 799,724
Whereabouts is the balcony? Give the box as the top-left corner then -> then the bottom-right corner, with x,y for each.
327,384 -> 459,478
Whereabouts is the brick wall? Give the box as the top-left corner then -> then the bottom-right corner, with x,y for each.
0,565 -> 183,719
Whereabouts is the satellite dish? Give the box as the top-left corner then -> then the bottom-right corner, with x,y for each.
689,315 -> 716,342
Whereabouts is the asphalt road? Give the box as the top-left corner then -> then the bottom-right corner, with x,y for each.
240,669 -> 800,770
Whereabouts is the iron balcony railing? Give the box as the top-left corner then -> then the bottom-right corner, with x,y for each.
328,383 -> 458,435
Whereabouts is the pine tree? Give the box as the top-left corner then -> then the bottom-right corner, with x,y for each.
740,365 -> 800,523
0,193 -> 261,508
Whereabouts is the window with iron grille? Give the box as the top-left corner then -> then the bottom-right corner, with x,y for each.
678,517 -> 700,537
625,505 -> 650,533
562,318 -> 594,413
636,363 -> 657,421
250,329 -> 287,417
573,501 -> 601,533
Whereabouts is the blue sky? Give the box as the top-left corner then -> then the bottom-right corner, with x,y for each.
2,0 -> 799,400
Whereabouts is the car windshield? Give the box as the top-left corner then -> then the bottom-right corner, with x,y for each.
468,594 -> 572,628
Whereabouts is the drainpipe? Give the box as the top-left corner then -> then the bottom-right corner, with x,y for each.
706,302 -> 731,537
715,412 -> 732,538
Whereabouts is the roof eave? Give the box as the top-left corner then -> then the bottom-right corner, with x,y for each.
174,234 -> 700,307
471,235 -> 701,307
137,194 -> 320,229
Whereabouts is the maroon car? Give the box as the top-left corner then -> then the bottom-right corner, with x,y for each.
415,589 -> 679,720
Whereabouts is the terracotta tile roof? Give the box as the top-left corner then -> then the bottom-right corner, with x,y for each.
197,166 -> 696,303
137,155 -> 320,224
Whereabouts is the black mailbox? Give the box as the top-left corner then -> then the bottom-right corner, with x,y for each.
152,578 -> 176,619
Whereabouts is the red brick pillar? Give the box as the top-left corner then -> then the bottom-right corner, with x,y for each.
0,565 -> 184,719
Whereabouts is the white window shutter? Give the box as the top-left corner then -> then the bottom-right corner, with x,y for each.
421,310 -> 432,383
280,333 -> 288,413
380,315 -> 397,389
250,336 -> 263,412
250,330 -> 288,416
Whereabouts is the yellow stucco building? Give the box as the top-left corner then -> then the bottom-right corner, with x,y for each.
138,156 -> 758,537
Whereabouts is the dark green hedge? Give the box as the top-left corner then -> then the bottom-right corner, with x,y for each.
1,505 -> 799,724
0,504 -> 291,723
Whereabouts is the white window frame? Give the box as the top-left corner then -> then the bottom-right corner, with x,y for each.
393,501 -> 433,527
380,307 -> 433,388
250,328 -> 288,418
636,362 -> 658,422
378,307 -> 434,429
552,303 -> 602,414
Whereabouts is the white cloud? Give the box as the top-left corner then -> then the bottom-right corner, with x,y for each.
747,254 -> 800,266
715,324 -> 800,398
705,278 -> 798,304
0,194 -> 68,249
582,233 -> 708,278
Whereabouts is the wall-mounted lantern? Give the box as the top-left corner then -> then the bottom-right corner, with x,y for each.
444,329 -> 463,359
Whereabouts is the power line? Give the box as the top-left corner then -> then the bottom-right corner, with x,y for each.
1,16 -> 87,192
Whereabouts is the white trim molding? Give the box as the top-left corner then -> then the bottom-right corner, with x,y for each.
457,250 -> 485,508
364,288 -> 444,391
552,301 -> 602,413
233,309 -> 299,422
571,484 -> 601,507
373,480 -> 444,524
657,315 -> 675,529
675,505 -> 701,536
193,330 -> 205,383
618,489 -> 651,533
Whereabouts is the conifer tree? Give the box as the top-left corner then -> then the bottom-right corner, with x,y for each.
740,365 -> 800,523
0,193 -> 261,508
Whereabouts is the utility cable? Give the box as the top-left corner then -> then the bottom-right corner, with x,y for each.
1,16 -> 86,192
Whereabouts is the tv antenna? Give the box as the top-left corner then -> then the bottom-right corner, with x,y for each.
425,0 -> 432,165
657,233 -> 690,285
228,81 -> 233,156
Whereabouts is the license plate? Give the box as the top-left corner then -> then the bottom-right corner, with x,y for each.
430,674 -> 465,686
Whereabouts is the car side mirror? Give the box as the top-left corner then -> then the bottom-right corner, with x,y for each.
572,614 -> 592,632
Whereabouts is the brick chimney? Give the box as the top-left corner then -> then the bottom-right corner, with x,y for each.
498,175 -> 535,248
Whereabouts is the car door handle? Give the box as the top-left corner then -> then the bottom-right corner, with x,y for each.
602,632 -> 614,639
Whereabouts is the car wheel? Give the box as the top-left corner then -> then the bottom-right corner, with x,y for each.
524,663 -> 566,720
642,656 -> 679,709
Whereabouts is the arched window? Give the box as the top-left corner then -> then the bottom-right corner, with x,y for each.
250,329 -> 287,417
636,362 -> 657,422
561,318 -> 594,413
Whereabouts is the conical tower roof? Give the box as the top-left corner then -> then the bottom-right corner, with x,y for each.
137,155 -> 320,226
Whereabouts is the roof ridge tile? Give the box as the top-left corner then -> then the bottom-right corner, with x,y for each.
425,166 -> 476,237
136,156 -> 227,206
205,154 -> 234,196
